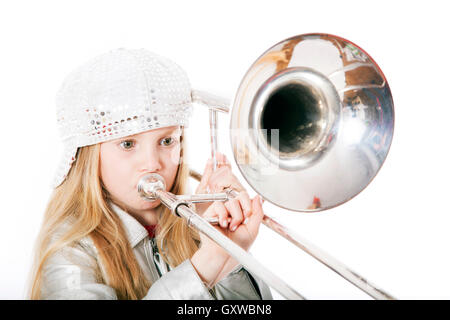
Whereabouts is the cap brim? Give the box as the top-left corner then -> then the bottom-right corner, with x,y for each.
52,141 -> 78,188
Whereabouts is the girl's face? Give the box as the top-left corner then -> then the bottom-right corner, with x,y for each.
99,126 -> 182,219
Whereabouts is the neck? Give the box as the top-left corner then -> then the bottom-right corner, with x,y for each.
132,207 -> 160,226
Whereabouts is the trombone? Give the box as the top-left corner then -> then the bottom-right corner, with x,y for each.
138,33 -> 395,300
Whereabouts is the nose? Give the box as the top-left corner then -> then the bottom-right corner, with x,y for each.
139,145 -> 163,173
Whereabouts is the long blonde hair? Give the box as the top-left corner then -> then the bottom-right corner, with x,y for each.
29,131 -> 200,299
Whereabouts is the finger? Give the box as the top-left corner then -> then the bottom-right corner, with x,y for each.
224,199 -> 244,232
202,201 -> 228,228
196,159 -> 214,193
245,196 -> 264,234
236,191 -> 252,219
215,202 -> 229,229
209,167 -> 244,193
207,166 -> 231,192
215,152 -> 231,168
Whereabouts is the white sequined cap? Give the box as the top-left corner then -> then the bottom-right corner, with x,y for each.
53,48 -> 225,188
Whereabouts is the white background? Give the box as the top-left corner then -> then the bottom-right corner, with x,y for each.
0,0 -> 449,300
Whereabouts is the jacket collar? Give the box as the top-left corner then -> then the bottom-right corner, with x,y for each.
109,202 -> 149,248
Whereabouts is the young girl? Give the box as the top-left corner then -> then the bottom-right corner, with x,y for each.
28,48 -> 272,300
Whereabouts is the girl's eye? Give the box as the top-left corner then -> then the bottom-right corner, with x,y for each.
160,137 -> 175,146
119,140 -> 135,150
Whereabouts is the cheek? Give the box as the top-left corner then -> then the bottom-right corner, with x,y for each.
99,146 -> 131,195
163,146 -> 182,185
169,145 -> 181,170
167,143 -> 181,167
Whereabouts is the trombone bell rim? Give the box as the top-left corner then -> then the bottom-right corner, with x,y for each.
230,33 -> 394,212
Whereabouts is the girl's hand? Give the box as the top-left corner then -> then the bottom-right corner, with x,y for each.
190,153 -> 265,287
190,194 -> 265,288
200,194 -> 264,253
195,153 -> 251,222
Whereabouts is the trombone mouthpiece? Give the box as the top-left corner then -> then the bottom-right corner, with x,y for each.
137,173 -> 166,201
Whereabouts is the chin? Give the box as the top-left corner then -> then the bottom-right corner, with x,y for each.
139,198 -> 161,210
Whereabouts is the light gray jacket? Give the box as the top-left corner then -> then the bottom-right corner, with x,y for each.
40,203 -> 273,300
